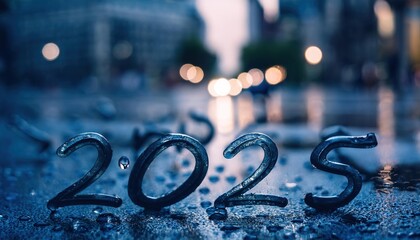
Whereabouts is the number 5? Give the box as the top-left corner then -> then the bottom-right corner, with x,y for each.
304,133 -> 377,210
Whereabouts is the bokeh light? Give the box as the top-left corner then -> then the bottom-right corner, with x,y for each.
305,46 -> 323,65
180,64 -> 204,83
249,68 -> 264,86
208,79 -> 218,97
42,43 -> 60,61
179,64 -> 194,81
265,65 -> 286,85
238,72 -> 253,89
208,78 -> 231,97
113,41 -> 133,60
374,0 -> 394,38
189,66 -> 204,83
214,78 -> 231,97
228,78 -> 242,96
186,66 -> 197,81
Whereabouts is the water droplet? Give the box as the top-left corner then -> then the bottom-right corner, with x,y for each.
220,224 -> 240,232
166,182 -> 176,189
321,190 -> 329,196
181,159 -> 190,167
226,176 -> 236,184
18,215 -> 31,221
285,182 -> 297,189
207,207 -> 227,220
280,182 -> 300,191
187,205 -> 197,210
155,175 -> 165,183
294,176 -> 303,182
118,156 -> 130,170
30,190 -> 36,196
215,165 -> 225,173
92,207 -> 103,214
279,155 -> 288,165
198,187 -> 210,195
209,175 -> 220,183
200,201 -> 212,208
0,214 -> 8,221
246,166 -> 255,175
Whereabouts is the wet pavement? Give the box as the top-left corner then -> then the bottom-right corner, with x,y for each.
1,86 -> 420,239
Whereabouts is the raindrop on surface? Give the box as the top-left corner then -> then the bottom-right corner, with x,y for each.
198,187 -> 210,195
155,175 -> 165,183
92,207 -> 103,214
226,176 -> 236,184
18,215 -> 31,221
280,182 -> 300,192
207,207 -> 227,220
200,201 -> 212,208
181,159 -> 190,167
285,182 -> 297,189
208,175 -> 220,183
118,156 -> 130,170
220,224 -> 240,232
215,165 -> 225,173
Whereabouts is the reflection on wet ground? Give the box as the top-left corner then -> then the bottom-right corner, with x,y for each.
1,86 -> 420,238
373,164 -> 420,192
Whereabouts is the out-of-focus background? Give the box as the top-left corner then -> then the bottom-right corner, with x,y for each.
0,0 -> 419,91
1,0 -> 420,239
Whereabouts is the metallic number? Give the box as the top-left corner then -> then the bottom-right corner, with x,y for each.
208,133 -> 287,220
304,133 -> 378,210
128,133 -> 208,210
47,132 -> 122,210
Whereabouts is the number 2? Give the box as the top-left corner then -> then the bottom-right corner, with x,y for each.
47,132 -> 122,210
208,133 -> 287,220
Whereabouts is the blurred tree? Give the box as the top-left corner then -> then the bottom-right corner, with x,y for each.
241,40 -> 305,85
176,37 -> 217,76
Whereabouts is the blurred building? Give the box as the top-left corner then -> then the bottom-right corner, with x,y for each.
0,0 -> 202,88
248,0 -> 420,89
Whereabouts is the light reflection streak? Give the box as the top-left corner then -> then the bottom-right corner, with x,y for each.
208,96 -> 234,134
266,92 -> 282,123
306,87 -> 324,131
237,93 -> 255,129
377,87 -> 396,165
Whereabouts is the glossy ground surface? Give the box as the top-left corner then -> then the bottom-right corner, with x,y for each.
1,86 -> 420,239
